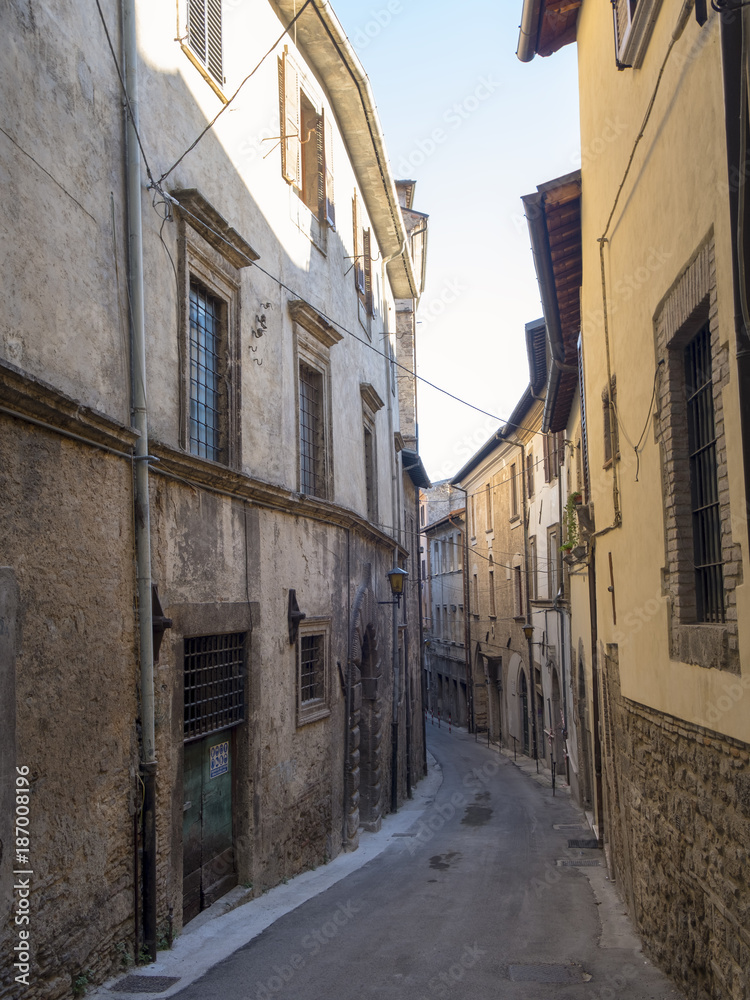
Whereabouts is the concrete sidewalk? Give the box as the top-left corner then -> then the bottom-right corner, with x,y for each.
91,756 -> 444,999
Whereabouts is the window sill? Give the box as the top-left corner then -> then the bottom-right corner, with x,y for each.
297,703 -> 331,727
670,622 -> 739,674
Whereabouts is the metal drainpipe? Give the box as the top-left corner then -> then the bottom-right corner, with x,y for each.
390,545 -> 400,814
122,0 -> 157,962
453,484 -> 474,732
415,489 -> 427,779
519,440 -> 538,765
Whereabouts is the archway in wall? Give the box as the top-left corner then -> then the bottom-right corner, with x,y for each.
519,668 -> 530,756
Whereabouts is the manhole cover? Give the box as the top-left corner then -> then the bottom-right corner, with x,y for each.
509,964 -> 584,983
557,858 -> 601,867
568,839 -> 600,849
110,977 -> 180,994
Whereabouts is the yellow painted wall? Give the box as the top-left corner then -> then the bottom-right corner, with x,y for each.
576,1 -> 749,741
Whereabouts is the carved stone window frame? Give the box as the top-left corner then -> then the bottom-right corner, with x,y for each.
175,190 -> 258,470
290,301 -> 343,500
654,235 -> 740,672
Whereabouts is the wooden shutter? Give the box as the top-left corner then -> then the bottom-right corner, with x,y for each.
206,0 -> 223,83
315,113 -> 325,222
188,0 -> 207,64
322,111 -> 335,228
353,193 -> 365,294
363,229 -> 373,314
614,0 -> 636,61
279,50 -> 300,187
543,433 -> 551,482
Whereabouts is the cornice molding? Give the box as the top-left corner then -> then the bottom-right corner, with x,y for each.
289,300 -> 344,349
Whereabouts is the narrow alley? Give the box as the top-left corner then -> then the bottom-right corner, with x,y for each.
104,726 -> 684,1000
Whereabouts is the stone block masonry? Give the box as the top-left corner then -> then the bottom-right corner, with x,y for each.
602,655 -> 749,1000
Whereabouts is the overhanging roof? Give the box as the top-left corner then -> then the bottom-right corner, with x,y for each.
517,0 -> 582,61
522,171 -> 581,433
402,450 -> 431,489
269,0 -> 418,298
450,387 -> 536,485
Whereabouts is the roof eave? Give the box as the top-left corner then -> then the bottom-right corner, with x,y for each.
268,0 -> 418,299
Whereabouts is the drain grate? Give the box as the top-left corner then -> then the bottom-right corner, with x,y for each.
110,976 -> 180,994
568,838 -> 600,849
509,964 -> 585,983
557,858 -> 601,867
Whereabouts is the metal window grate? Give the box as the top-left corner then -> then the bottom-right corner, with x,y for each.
685,326 -> 725,623
299,363 -> 324,496
189,281 -> 223,462
364,427 -> 376,521
300,634 -> 324,704
184,633 -> 245,741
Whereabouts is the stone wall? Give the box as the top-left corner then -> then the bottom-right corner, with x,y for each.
0,393 -> 140,1000
602,646 -> 750,1000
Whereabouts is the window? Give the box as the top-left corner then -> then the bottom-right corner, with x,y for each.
613,0 -> 663,69
297,620 -> 330,725
291,300 -> 342,500
363,427 -> 376,521
602,377 -> 619,467
489,557 -> 496,618
655,238 -> 738,671
177,190 -> 254,469
484,482 -> 493,530
526,452 -> 535,499
434,605 -> 441,637
473,573 -> 479,616
529,535 -> 538,601
186,0 -> 223,88
543,432 -> 564,482
353,191 -> 373,328
189,281 -> 226,461
548,525 -> 559,600
299,363 -> 326,496
514,565 -> 524,619
510,464 -> 518,520
685,327 -> 724,623
184,632 -> 245,741
279,49 -> 335,235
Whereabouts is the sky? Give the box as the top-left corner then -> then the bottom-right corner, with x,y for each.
329,0 -> 581,483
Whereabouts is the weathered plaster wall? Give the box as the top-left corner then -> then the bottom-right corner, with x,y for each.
0,419 -> 138,999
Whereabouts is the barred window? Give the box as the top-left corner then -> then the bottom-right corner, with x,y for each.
300,634 -> 324,703
297,621 -> 330,725
184,632 -> 245,741
299,362 -> 326,497
685,326 -> 725,623
189,281 -> 225,462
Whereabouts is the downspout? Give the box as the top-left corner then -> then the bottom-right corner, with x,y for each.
453,484 -> 474,732
519,439 -> 538,763
720,8 -> 750,550
122,0 -> 157,962
342,528 -> 351,850
390,544 -> 400,813
589,541 -> 605,847
554,463 -> 570,784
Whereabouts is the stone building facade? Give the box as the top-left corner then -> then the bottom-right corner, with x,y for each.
518,3 -> 750,998
0,1 -> 428,995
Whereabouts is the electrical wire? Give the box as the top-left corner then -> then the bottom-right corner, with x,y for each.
94,0 -> 155,185
157,1 -> 314,184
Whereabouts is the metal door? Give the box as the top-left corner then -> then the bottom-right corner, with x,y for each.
182,735 -> 236,924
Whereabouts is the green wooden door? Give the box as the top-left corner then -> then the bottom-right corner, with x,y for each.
182,735 -> 236,924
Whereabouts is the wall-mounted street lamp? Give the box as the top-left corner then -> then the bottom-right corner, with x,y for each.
522,622 -> 534,642
378,567 -> 409,607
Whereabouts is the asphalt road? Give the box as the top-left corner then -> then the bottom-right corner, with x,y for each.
172,725 -> 684,1000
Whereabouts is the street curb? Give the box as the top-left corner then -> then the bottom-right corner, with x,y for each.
91,754 -> 444,999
